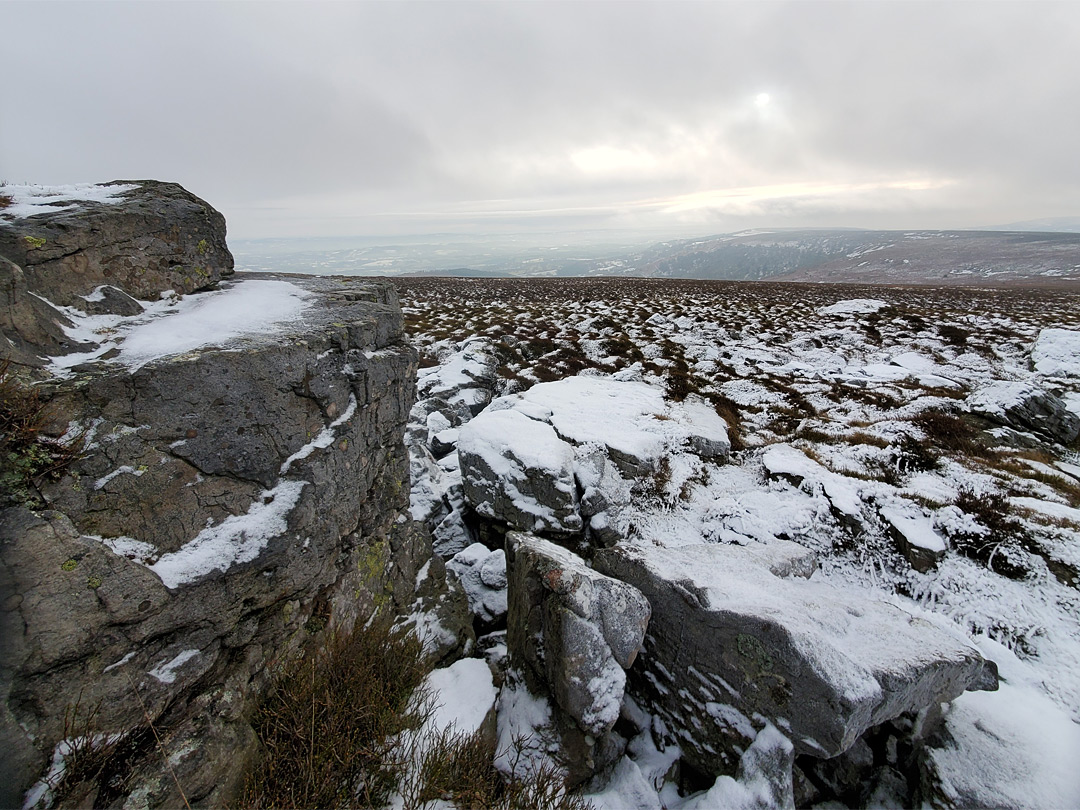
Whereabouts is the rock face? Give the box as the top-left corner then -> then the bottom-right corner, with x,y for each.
1,181 -> 234,368
968,380 -> 1080,445
0,184 -> 464,809
505,532 -> 650,787
593,541 -> 993,777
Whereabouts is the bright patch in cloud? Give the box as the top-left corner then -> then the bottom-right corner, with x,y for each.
661,177 -> 954,216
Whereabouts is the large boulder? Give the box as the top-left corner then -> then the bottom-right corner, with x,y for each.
968,380 -> 1080,444
593,540 -> 994,777
0,181 -> 233,307
1,181 -> 235,369
505,532 -> 650,786
457,375 -> 731,540
510,375 -> 730,476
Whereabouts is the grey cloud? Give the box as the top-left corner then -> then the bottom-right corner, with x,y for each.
2,1 -> 1077,237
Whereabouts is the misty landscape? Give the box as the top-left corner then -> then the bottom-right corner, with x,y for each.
3,2 -> 1080,810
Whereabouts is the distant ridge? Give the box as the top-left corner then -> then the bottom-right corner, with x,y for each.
984,217 -> 1080,233
235,228 -> 1080,286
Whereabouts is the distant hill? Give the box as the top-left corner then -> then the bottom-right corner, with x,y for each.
234,228 -> 1080,286
577,229 -> 1080,286
985,217 -> 1080,233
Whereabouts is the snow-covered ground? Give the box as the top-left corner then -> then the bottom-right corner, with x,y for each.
396,277 -> 1080,808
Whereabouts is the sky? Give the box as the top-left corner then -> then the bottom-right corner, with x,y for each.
2,1 -> 1079,240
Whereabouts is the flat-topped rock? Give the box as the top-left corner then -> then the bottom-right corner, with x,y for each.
457,374 -> 731,539
593,540 -> 994,775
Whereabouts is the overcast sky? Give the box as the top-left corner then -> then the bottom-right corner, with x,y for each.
3,1 -> 1079,240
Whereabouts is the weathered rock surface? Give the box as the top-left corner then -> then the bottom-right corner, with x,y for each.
0,267 -> 462,808
968,380 -> 1080,444
509,375 -> 730,476
505,532 -> 650,786
1,181 -> 234,368
458,409 -> 583,534
593,540 -> 993,777
415,338 -> 498,421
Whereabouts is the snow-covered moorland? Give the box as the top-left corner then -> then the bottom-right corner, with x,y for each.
394,277 -> 1080,809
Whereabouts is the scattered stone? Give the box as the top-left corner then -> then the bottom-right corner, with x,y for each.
879,502 -> 947,572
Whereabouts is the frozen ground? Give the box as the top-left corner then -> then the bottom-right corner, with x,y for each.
395,277 -> 1080,808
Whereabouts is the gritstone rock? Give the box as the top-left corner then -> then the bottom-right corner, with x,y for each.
593,540 -> 995,777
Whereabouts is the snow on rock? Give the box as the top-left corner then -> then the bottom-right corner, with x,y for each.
423,657 -> 498,737
0,182 -> 139,220
416,340 -> 497,418
879,500 -> 948,572
494,678 -> 558,779
514,376 -> 729,474
457,409 -> 582,534
46,279 -> 313,376
1032,327 -> 1080,377
586,756 -> 665,810
924,637 -> 1080,810
667,724 -> 795,810
593,540 -> 993,773
120,280 -> 311,370
147,649 -> 200,684
446,543 -> 508,625
968,380 -> 1080,444
817,298 -> 888,316
148,480 -> 307,589
762,444 -> 864,523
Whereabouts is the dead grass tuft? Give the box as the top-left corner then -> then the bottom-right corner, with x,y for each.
239,615 -> 430,808
909,410 -> 992,458
948,489 -> 1035,579
239,614 -> 588,810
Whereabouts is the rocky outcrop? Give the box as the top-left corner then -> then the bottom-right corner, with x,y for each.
593,540 -> 995,777
968,380 -> 1080,445
505,532 -> 650,787
1,181 -> 233,368
0,184 -> 464,809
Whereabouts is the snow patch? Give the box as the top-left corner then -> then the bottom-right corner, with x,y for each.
149,480 -> 307,588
